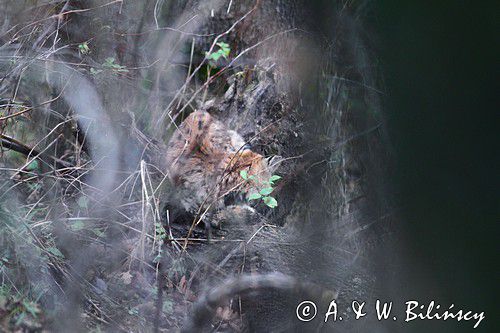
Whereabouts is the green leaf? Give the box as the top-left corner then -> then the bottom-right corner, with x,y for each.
210,52 -> 222,61
27,183 -> 41,192
217,42 -> 230,58
102,58 -> 127,72
259,187 -> 274,196
70,220 -> 85,231
217,42 -> 229,49
263,196 -> 278,208
92,228 -> 105,238
240,170 -> 248,180
77,196 -> 88,209
78,42 -> 90,54
47,247 -> 64,258
22,300 -> 40,317
269,175 -> 282,183
25,159 -> 39,171
163,299 -> 174,314
153,254 -> 162,263
206,41 -> 230,63
90,68 -> 102,75
248,193 -> 262,200
220,48 -> 229,58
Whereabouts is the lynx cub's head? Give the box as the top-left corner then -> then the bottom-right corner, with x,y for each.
222,149 -> 280,198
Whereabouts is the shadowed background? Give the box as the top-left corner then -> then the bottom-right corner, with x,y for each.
372,1 -> 498,332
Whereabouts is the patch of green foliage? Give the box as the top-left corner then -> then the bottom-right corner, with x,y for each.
240,171 -> 281,208
102,57 -> 128,72
0,285 -> 42,329
78,42 -> 90,55
205,42 -> 230,67
90,57 -> 128,75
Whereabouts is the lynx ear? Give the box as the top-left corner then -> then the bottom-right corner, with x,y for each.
226,151 -> 252,170
240,150 -> 254,159
228,150 -> 261,170
266,155 -> 283,173
242,151 -> 268,169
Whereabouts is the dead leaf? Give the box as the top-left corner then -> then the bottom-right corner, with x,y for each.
178,275 -> 187,293
120,271 -> 133,285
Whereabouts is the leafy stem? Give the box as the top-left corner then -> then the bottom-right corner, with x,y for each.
240,170 -> 281,208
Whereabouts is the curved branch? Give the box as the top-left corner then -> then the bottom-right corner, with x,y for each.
0,134 -> 73,171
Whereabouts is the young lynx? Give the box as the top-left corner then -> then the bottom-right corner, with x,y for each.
164,111 -> 277,226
